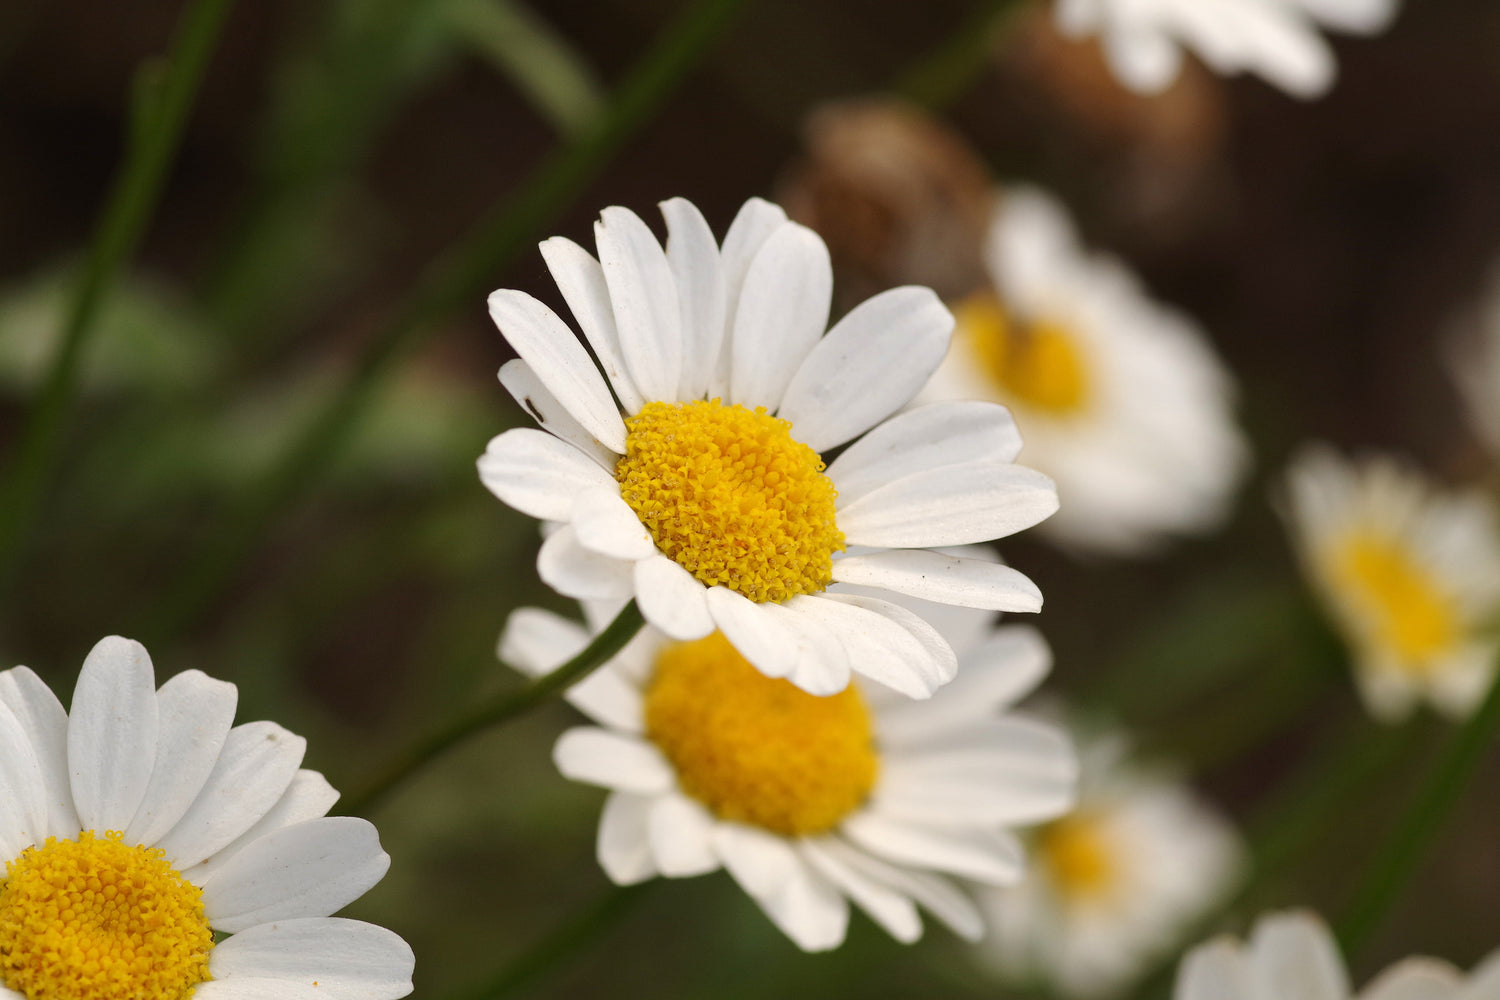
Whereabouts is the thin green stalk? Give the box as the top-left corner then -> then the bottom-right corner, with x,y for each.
1336,666 -> 1500,956
0,0 -> 235,587
897,0 -> 1026,108
341,600 -> 644,816
144,0 -> 748,642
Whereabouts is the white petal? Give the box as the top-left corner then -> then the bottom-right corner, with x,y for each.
730,222 -> 832,411
633,556 -> 714,640
487,289 -> 627,452
498,607 -> 591,679
826,401 -> 1024,506
598,791 -> 657,885
1461,950 -> 1500,1000
553,727 -> 673,793
565,667 -> 645,734
0,700 -> 46,858
756,857 -> 849,952
540,235 -> 644,412
571,486 -> 656,561
840,813 -> 1024,885
713,822 -> 799,899
537,524 -> 635,600
829,844 -> 984,941
193,980 -> 327,1000
201,816 -> 390,933
705,587 -> 799,680
157,721 -> 306,867
1248,911 -> 1350,1000
661,197 -> 727,401
648,793 -> 719,877
596,206 -> 682,403
208,917 -> 414,1000
478,428 -> 618,522
126,669 -> 238,849
184,770 -> 341,884
0,666 -> 79,840
786,595 -> 945,698
778,287 -> 954,452
713,197 -> 789,399
1359,960 -> 1464,1000
1176,939 -> 1256,1000
1103,23 -> 1184,95
821,592 -> 956,687
69,635 -> 159,833
833,549 -> 1042,613
760,601 -> 851,697
800,838 -> 921,943
498,359 -> 617,470
839,461 -> 1059,548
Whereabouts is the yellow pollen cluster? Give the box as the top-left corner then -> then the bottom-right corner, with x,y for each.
956,292 -> 1091,416
0,831 -> 213,1000
615,399 -> 845,603
644,632 -> 878,837
1036,813 -> 1116,903
1332,530 -> 1460,669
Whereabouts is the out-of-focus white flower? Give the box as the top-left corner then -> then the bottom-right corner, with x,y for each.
500,599 -> 1076,953
925,187 -> 1247,556
1282,446 -> 1500,722
978,733 -> 1243,998
1449,262 -> 1500,458
1175,910 -> 1500,1000
479,196 -> 1059,699
1054,0 -> 1399,98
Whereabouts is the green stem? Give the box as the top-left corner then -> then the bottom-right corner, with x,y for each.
144,0 -> 748,642
341,600 -> 645,816
896,0 -> 1026,108
0,0 -> 235,587
1335,667 -> 1500,956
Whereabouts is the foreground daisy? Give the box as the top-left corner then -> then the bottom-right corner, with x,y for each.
1176,910 -> 1500,1000
1282,446 -> 1500,721
925,187 -> 1246,555
479,196 -> 1058,698
500,600 -> 1076,951
980,733 -> 1243,998
1055,0 -> 1399,98
0,636 -> 413,1000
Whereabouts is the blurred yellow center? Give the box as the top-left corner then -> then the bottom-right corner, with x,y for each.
1037,813 -> 1116,903
1332,531 -> 1459,668
957,293 -> 1090,415
0,831 -> 213,1000
615,400 -> 845,603
644,632 -> 878,837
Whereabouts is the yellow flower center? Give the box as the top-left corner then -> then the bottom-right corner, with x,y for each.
615,399 -> 846,603
1036,813 -> 1117,904
956,292 -> 1090,415
1331,530 -> 1459,669
0,831 -> 213,1000
644,632 -> 878,837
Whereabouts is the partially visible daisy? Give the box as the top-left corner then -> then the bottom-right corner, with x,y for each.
1176,910 -> 1500,1000
1054,0 -> 1400,98
925,187 -> 1247,556
0,636 -> 413,1000
480,196 -> 1058,698
500,600 -> 1077,952
979,732 -> 1243,998
1282,446 -> 1500,721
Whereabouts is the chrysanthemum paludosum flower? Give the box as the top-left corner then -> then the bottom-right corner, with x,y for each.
1175,910 -> 1500,1000
0,636 -> 413,1000
501,601 -> 1077,952
979,735 -> 1243,998
480,196 -> 1058,698
925,187 -> 1246,556
1283,446 -> 1500,722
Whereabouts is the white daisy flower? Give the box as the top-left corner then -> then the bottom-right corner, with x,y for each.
1282,445 -> 1500,722
1054,0 -> 1399,98
979,733 -> 1243,998
1175,910 -> 1500,1000
924,187 -> 1247,556
499,600 -> 1077,952
479,196 -> 1058,698
0,636 -> 413,1000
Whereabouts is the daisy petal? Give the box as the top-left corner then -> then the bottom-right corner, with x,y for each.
713,822 -> 799,899
713,198 -> 789,399
761,601 -> 851,697
0,701 -> 46,859
478,428 -> 618,522
832,549 -> 1042,613
661,197 -> 727,401
1248,911 -> 1350,1000
487,289 -> 626,453
730,222 -> 832,412
201,816 -> 390,933
565,667 -> 645,734
498,607 -> 590,679
157,721 -> 306,868
208,917 -> 414,1000
820,593 -> 957,687
553,727 -> 673,794
69,635 -> 159,833
598,792 -> 657,885
596,206 -> 682,403
838,461 -> 1059,548
826,401 -> 1024,506
800,838 -> 922,944
537,525 -> 635,600
840,813 -> 1024,885
830,844 -> 984,941
125,669 -> 238,849
192,979 -> 327,1000
499,360 -> 617,470
786,595 -> 945,698
1177,939 -> 1256,1000
1359,959 -> 1465,1000
778,287 -> 954,452
878,627 -> 1053,744
705,587 -> 799,680
184,770 -> 341,883
571,487 -> 656,561
634,556 -> 714,640
757,857 -> 849,953
540,236 -> 644,413
0,666 -> 79,840
647,793 -> 719,877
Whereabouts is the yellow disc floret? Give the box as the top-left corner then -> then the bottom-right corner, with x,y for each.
956,292 -> 1091,416
645,632 -> 878,837
1331,530 -> 1460,669
615,399 -> 845,603
0,831 -> 213,1000
1036,813 -> 1117,904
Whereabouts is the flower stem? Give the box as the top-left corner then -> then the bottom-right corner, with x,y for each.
0,0 -> 235,589
897,0 -> 1026,108
341,600 -> 645,817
